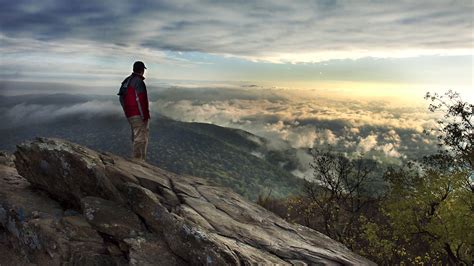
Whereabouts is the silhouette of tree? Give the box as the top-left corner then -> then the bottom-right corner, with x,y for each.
294,147 -> 380,249
378,91 -> 474,264
425,90 -> 473,169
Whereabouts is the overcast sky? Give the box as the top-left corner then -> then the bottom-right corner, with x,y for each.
0,0 -> 472,100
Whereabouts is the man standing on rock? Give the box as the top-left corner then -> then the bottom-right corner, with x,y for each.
118,61 -> 150,161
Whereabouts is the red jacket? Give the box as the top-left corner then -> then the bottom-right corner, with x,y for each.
118,73 -> 150,120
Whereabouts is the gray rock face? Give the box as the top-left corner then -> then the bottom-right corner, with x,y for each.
80,196 -> 145,239
1,137 -> 375,265
0,151 -> 124,265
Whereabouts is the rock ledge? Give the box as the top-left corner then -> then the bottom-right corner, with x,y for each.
0,138 -> 374,265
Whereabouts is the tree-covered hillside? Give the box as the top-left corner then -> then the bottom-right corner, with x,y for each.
1,114 -> 304,200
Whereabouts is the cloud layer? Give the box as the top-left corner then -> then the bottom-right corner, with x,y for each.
151,85 -> 440,177
0,83 -> 442,179
151,86 -> 440,164
1,0 -> 472,63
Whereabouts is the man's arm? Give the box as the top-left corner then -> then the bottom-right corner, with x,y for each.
136,80 -> 150,121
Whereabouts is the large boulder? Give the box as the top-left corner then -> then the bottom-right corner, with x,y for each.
0,151 -> 123,265
3,137 -> 375,265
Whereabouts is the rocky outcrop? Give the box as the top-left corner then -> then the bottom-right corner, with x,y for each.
0,137 -> 374,265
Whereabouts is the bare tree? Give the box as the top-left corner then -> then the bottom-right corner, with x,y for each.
302,147 -> 380,247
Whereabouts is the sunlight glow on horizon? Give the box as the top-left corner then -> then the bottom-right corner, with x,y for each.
243,48 -> 474,64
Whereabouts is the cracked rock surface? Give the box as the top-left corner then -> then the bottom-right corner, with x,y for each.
0,137 -> 374,265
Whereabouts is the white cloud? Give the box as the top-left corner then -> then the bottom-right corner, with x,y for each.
348,127 -> 360,134
321,129 -> 338,145
2,101 -> 122,128
380,143 -> 402,158
357,134 -> 379,153
287,126 -> 319,148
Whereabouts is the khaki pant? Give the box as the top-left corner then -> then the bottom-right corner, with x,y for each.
127,115 -> 150,161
